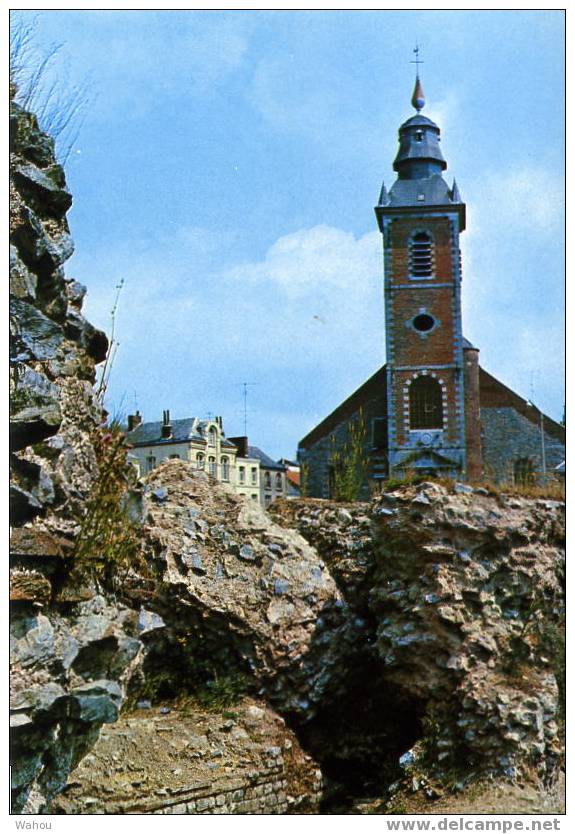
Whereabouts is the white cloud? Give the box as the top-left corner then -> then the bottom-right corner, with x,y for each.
84,221 -> 386,454
460,162 -> 564,421
468,165 -> 563,238
224,225 -> 380,298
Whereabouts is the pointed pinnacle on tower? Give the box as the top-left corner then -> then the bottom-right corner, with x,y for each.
378,181 -> 389,207
451,179 -> 462,202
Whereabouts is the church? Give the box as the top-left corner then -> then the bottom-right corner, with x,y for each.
298,75 -> 565,498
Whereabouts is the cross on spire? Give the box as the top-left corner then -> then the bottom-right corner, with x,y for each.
411,43 -> 424,76
410,44 -> 426,112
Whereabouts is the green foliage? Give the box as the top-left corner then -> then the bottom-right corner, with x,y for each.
381,470 -> 429,491
502,582 -> 565,734
194,672 -> 248,711
126,640 -> 250,714
330,409 -> 369,501
74,421 -> 145,590
300,461 -> 309,498
520,593 -> 565,714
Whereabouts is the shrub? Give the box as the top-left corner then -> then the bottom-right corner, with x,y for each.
330,410 -> 369,501
74,421 -> 146,591
299,461 -> 309,498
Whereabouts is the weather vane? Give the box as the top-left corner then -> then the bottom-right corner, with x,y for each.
411,43 -> 424,75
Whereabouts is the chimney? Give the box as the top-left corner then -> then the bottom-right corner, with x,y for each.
230,436 -> 248,457
127,410 -> 142,431
161,409 -> 172,439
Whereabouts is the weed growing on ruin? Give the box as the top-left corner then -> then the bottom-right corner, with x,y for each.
126,634 -> 252,712
475,478 -> 564,501
330,410 -> 369,501
96,278 -> 124,406
169,673 -> 248,714
194,671 -> 248,711
300,461 -> 309,497
379,471 -> 428,492
74,421 -> 146,590
504,584 -> 565,728
10,12 -> 92,163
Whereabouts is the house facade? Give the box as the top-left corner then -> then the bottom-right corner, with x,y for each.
126,412 -> 288,508
229,437 -> 287,508
298,76 -> 565,497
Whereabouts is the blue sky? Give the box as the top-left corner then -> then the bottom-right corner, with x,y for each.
13,10 -> 565,459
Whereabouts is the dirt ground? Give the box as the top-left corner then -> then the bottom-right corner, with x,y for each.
352,771 -> 565,815
51,697 -> 319,814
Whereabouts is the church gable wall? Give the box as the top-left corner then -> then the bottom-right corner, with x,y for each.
481,407 -> 565,483
300,391 -> 387,498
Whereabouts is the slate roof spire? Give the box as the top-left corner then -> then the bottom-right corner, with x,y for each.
391,52 -> 447,182
375,63 -> 466,228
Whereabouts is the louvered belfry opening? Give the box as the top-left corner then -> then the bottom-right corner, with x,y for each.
409,376 -> 443,429
409,231 -> 433,277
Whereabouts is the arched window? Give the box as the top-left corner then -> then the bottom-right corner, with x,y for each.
264,472 -> 271,489
275,473 -> 282,490
221,456 -> 229,481
196,453 -> 205,470
409,376 -> 443,429
514,458 -> 534,486
208,426 -> 217,447
208,456 -> 216,476
409,231 -> 433,278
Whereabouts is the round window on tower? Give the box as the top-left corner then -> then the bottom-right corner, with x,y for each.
413,313 -> 435,332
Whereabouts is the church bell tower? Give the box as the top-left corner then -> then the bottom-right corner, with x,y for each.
375,70 -> 468,478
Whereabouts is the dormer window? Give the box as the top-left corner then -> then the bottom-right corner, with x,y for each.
208,426 -> 217,447
415,130 -> 423,142
409,231 -> 434,278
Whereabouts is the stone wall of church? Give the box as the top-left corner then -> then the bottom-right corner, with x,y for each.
299,389 -> 388,498
480,407 -> 565,483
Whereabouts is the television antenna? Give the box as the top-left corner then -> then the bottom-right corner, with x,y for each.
239,382 -> 258,436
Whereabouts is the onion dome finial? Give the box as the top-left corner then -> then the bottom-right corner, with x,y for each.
411,75 -> 425,112
410,44 -> 425,112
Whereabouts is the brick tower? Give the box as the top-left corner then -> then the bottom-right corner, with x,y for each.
375,74 -> 468,478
